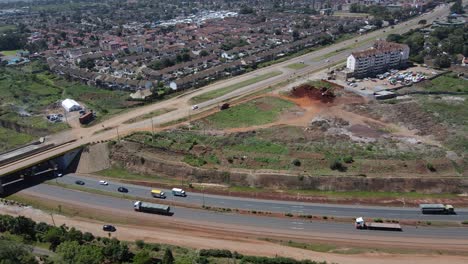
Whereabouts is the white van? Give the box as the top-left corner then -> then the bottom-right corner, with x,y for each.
171,188 -> 187,197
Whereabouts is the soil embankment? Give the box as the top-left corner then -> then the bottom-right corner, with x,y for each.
102,141 -> 468,196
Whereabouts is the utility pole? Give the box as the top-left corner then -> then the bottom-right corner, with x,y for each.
202,186 -> 205,208
116,127 -> 120,141
151,117 -> 155,138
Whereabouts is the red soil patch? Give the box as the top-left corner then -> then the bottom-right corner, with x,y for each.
289,84 -> 335,104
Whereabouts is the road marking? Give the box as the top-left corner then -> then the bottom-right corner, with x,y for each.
290,227 -> 304,230
291,222 -> 304,225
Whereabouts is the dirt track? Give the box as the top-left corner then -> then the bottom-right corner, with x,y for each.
2,193 -> 468,264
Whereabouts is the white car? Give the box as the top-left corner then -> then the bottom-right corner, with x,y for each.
99,180 -> 109,186
191,105 -> 199,110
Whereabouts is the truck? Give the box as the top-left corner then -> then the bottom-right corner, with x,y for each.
133,201 -> 171,215
171,188 -> 187,197
151,189 -> 166,199
419,204 -> 455,215
79,112 -> 94,125
355,217 -> 402,231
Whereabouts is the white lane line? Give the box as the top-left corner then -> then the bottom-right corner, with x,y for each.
291,222 -> 304,225
290,227 -> 304,230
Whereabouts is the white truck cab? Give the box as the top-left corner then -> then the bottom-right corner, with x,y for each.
172,188 -> 187,197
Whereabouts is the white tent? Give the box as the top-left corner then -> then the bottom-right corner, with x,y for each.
61,99 -> 81,112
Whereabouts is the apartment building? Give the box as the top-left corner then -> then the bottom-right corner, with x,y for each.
346,41 -> 410,78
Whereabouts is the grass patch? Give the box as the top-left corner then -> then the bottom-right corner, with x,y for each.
228,137 -> 288,154
204,96 -> 294,129
0,127 -> 35,152
285,63 -> 307,70
123,108 -> 175,124
0,24 -> 16,33
190,71 -> 282,104
0,49 -> 20,56
421,75 -> 468,93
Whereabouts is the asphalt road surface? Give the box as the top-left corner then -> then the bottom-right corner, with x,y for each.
0,3 -> 453,177
56,174 -> 468,222
21,183 -> 468,240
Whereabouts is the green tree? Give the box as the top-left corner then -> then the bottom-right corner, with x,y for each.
43,227 -> 64,251
55,241 -> 104,264
0,239 -> 37,264
450,0 -> 465,14
434,54 -> 451,68
102,238 -> 132,263
162,248 -> 175,264
9,216 -> 36,241
133,250 -> 153,264
199,50 -> 209,57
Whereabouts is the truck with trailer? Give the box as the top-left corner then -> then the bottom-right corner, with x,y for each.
133,201 -> 171,215
355,217 -> 402,231
419,204 -> 455,214
172,188 -> 187,197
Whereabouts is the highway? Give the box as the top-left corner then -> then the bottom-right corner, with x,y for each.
0,3 -> 453,177
57,174 -> 468,222
21,182 -> 468,240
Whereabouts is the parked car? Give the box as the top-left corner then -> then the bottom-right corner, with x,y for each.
117,187 -> 128,193
99,180 -> 109,186
191,105 -> 199,110
75,180 -> 85,185
102,225 -> 116,232
219,103 -> 230,110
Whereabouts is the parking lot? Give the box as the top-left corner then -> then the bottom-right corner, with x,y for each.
334,66 -> 444,98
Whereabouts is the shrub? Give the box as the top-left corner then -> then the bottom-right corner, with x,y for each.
342,155 -> 354,164
135,239 -> 145,249
426,221 -> 432,225
374,218 -> 383,223
199,249 -> 233,258
462,221 -> 468,225
285,213 -> 293,217
426,163 -> 436,172
322,216 -> 328,220
291,159 -> 301,166
329,159 -> 346,172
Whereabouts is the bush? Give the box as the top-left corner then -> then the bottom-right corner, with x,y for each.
199,249 -> 233,258
291,159 -> 301,166
342,155 -> 354,164
285,213 -> 293,217
462,221 -> 468,225
426,163 -> 436,172
374,218 -> 383,223
135,240 -> 145,249
329,159 -> 346,172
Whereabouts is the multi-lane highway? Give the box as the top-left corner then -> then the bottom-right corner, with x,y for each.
0,3 -> 453,177
54,174 -> 468,222
22,180 -> 468,240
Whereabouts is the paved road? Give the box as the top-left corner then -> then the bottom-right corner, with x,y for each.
0,4 -> 453,177
21,183 -> 468,240
57,174 -> 468,221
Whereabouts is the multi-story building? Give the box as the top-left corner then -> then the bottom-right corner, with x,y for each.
346,41 -> 410,78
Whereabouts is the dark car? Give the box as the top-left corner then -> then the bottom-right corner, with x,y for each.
75,180 -> 85,185
117,187 -> 128,193
103,225 -> 116,232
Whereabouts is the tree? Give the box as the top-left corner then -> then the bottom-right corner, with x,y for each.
292,30 -> 300,41
133,250 -> 153,264
450,0 -> 465,14
10,216 -> 36,241
0,239 -> 37,264
386,34 -> 403,43
102,238 -> 132,263
199,50 -> 209,57
162,248 -> 175,264
43,227 -> 64,251
55,241 -> 104,264
434,54 -> 451,68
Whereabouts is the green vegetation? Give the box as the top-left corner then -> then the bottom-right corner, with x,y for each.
204,96 -> 294,129
0,214 -> 327,264
387,26 -> 467,66
0,61 -> 133,151
0,127 -> 35,151
0,24 -> 16,33
286,63 -> 307,70
421,75 -> 468,93
0,49 -> 20,56
123,108 -> 175,124
190,71 -> 282,104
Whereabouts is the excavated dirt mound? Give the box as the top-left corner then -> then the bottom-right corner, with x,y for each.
289,84 -> 335,104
